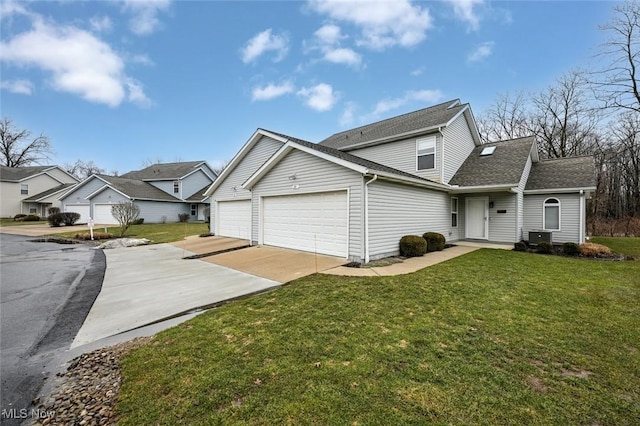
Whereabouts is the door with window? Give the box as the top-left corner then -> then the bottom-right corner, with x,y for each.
466,197 -> 488,239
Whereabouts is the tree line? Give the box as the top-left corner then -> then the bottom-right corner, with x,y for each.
477,1 -> 639,235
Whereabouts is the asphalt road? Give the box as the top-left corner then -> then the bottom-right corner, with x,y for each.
0,234 -> 104,425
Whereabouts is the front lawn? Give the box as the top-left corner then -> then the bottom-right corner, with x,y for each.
117,250 -> 640,425
50,222 -> 210,244
590,236 -> 640,258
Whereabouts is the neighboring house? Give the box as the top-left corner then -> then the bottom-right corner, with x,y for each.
60,161 -> 216,224
0,165 -> 79,217
205,99 -> 596,262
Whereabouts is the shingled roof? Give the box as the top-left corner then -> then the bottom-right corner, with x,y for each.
121,161 -> 206,180
525,156 -> 596,190
449,136 -> 535,187
23,183 -> 76,201
319,99 -> 467,150
0,165 -> 55,182
265,130 -> 445,187
96,175 -> 182,202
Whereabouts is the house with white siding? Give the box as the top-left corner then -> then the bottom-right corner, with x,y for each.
205,99 -> 596,262
0,165 -> 79,217
60,161 -> 216,224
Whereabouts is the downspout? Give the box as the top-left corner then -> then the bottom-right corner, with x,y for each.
364,174 -> 378,264
439,126 -> 445,183
579,189 -> 585,243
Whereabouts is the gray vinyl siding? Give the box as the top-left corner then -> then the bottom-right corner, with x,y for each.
367,180 -> 450,259
252,149 -> 363,259
459,192 -> 517,243
347,133 -> 443,182
61,177 -> 106,209
46,168 -> 78,184
442,114 -> 476,184
523,193 -> 581,243
516,156 -> 532,241
90,188 -> 128,204
149,180 -> 178,197
210,136 -> 283,234
135,201 -> 190,223
181,170 -> 214,199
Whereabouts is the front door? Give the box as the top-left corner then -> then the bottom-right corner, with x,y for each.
466,197 -> 488,240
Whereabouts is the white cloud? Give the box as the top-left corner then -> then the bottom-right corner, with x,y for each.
467,41 -> 494,62
89,15 -> 112,32
0,0 -> 29,20
314,24 -> 344,45
445,0 -> 485,31
339,102 -> 356,126
241,29 -> 289,63
0,79 -> 34,95
252,81 -> 295,101
372,89 -> 443,116
410,67 -> 425,76
308,0 -> 432,50
126,78 -> 152,107
297,83 -> 337,111
130,53 -> 154,66
323,47 -> 362,67
0,18 -> 148,107
308,23 -> 362,68
122,0 -> 171,36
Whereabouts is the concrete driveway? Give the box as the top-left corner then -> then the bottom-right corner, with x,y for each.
0,223 -> 107,237
72,243 -> 279,348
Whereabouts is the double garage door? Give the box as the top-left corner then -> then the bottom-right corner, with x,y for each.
217,191 -> 348,258
64,205 -> 90,224
93,204 -> 119,225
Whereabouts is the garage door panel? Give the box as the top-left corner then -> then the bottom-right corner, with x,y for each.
93,204 -> 119,225
218,200 -> 251,239
64,205 -> 90,224
263,191 -> 348,257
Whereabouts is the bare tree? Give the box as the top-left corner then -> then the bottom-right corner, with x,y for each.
476,91 -> 532,143
531,70 -> 602,158
111,202 -> 140,237
0,118 -> 53,167
211,159 -> 230,177
591,0 -> 640,114
64,159 -> 106,180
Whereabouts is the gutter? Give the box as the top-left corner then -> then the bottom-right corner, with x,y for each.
448,184 -> 518,194
364,174 -> 378,264
579,189 -> 585,243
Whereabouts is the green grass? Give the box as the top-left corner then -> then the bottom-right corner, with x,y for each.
50,222 -> 210,244
117,250 -> 640,425
0,218 -> 47,226
590,236 -> 640,258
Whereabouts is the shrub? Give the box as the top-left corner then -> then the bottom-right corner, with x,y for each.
13,214 -> 27,221
399,235 -> 427,257
74,232 -> 113,240
514,241 -> 528,252
423,232 -> 446,252
61,212 -> 80,226
48,213 -> 64,227
48,207 -> 60,215
178,213 -> 189,223
133,218 -> 145,225
580,242 -> 612,256
111,202 -> 140,237
536,241 -> 554,254
562,242 -> 581,256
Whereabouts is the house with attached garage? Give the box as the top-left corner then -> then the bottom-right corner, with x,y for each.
0,165 -> 79,218
204,99 -> 596,262
60,161 -> 216,224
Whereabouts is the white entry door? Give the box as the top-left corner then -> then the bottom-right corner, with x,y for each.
217,200 -> 251,239
262,191 -> 348,257
466,197 -> 488,239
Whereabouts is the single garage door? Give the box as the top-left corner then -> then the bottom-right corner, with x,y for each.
64,204 -> 90,224
93,204 -> 119,225
218,200 -> 251,239
263,191 -> 348,257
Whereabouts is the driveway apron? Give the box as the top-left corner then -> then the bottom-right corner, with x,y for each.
72,243 -> 279,348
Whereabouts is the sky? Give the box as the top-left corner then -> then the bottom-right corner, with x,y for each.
0,0 -> 621,174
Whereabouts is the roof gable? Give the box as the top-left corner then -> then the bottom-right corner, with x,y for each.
22,183 -> 77,201
525,156 -> 596,191
121,161 -> 211,180
91,175 -> 183,201
449,136 -> 536,187
0,165 -> 75,183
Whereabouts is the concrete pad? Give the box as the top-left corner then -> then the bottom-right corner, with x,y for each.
201,245 -> 348,283
72,244 -> 279,348
0,223 -> 102,237
170,235 -> 248,256
323,245 -> 479,277
455,240 -> 513,250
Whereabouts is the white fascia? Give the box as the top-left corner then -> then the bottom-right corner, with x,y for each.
448,184 -> 518,194
523,187 -> 596,195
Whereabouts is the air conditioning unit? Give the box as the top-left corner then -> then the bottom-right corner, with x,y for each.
529,231 -> 552,245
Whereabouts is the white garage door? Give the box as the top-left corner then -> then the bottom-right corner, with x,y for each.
263,191 -> 348,257
64,204 -> 90,224
93,204 -> 119,225
218,200 -> 251,239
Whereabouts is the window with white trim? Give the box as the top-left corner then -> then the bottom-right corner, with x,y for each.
416,136 -> 436,171
190,204 -> 197,216
20,184 -> 28,195
173,180 -> 180,194
451,197 -> 458,228
543,198 -> 560,231
29,207 -> 37,214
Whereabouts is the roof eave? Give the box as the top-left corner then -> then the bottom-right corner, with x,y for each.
338,125 -> 444,151
372,171 -> 451,191
524,186 -> 597,194
448,183 -> 519,194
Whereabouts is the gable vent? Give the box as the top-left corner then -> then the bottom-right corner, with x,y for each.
480,146 -> 496,156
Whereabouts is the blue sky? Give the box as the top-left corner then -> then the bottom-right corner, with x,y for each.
0,0 -> 618,174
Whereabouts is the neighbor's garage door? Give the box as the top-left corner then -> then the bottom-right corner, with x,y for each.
218,200 -> 251,239
263,191 -> 348,257
93,204 -> 119,225
64,204 -> 90,224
